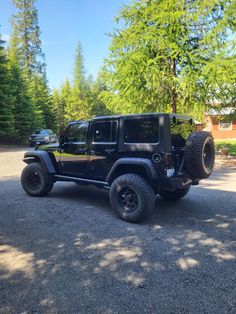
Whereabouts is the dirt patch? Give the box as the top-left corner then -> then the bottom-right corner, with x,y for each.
215,156 -> 236,167
0,146 -> 27,179
0,145 -> 27,152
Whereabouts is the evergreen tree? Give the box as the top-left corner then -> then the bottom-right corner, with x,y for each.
102,0 -> 236,120
11,0 -> 55,130
52,88 -> 66,132
52,79 -> 73,125
64,42 -> 90,120
0,34 -> 15,141
74,42 -> 85,91
60,79 -> 72,123
11,0 -> 45,75
51,43 -> 109,127
65,87 -> 90,121
28,74 -> 55,130
8,33 -> 34,141
86,74 -> 110,117
44,93 -> 55,131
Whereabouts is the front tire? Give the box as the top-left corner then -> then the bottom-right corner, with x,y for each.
109,174 -> 155,223
159,185 -> 190,201
21,162 -> 53,197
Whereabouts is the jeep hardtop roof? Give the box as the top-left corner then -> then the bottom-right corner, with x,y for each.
68,113 -> 194,124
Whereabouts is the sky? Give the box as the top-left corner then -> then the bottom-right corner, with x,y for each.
0,0 -> 130,89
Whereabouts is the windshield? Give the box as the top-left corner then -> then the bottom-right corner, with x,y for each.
34,130 -> 49,135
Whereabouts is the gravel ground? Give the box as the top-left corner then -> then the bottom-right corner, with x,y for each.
0,146 -> 236,313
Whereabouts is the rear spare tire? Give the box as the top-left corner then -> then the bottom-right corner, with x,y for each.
109,174 -> 155,223
184,131 -> 214,179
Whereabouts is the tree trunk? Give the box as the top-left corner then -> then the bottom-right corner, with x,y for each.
172,90 -> 177,113
171,59 -> 177,113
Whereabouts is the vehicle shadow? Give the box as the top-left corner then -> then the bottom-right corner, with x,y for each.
49,182 -> 112,215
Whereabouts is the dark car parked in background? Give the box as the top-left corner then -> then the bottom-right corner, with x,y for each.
29,129 -> 57,147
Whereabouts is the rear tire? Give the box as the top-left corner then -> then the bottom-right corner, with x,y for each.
159,185 -> 190,201
21,162 -> 53,197
109,174 -> 155,223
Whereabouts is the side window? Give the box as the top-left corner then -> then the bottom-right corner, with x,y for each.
93,121 -> 117,143
219,121 -> 232,130
65,122 -> 88,143
124,118 -> 159,144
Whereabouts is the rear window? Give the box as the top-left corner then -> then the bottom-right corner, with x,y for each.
170,118 -> 195,147
124,118 -> 159,144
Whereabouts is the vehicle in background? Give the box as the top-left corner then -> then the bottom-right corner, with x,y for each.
28,129 -> 57,147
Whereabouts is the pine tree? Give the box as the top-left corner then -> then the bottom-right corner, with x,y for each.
74,42 -> 85,91
8,33 -> 34,141
64,42 -> 90,120
0,34 -> 15,141
11,0 -> 45,75
66,87 -> 90,121
28,74 -> 52,130
102,0 -> 236,120
30,75 -> 55,129
11,0 -> 55,130
52,88 -> 66,132
86,74 -> 110,117
60,79 -> 71,123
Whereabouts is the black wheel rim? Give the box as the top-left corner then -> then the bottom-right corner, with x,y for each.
203,141 -> 214,173
118,187 -> 138,213
26,172 -> 41,190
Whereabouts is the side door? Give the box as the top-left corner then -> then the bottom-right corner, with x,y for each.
60,121 -> 89,177
89,120 -> 119,180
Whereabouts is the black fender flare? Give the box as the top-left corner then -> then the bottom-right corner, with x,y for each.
23,151 -> 56,174
106,158 -> 158,183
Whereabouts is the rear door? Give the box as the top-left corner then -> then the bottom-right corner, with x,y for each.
89,119 -> 119,180
60,121 -> 89,177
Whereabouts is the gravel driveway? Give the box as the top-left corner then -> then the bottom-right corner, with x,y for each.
0,146 -> 236,313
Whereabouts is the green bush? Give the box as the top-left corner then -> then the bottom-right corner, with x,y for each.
215,140 -> 236,156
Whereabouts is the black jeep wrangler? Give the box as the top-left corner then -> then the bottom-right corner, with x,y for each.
21,113 -> 215,222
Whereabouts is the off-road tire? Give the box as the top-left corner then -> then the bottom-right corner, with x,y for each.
184,131 -> 214,179
21,162 -> 53,197
159,185 -> 190,201
109,173 -> 155,223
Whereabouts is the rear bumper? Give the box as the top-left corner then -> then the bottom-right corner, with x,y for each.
159,175 -> 199,190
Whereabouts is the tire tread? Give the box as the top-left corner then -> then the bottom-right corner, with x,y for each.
21,162 -> 53,197
109,173 -> 155,222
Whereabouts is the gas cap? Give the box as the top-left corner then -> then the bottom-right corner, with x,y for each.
152,153 -> 161,163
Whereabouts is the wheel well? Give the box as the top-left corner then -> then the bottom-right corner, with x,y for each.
108,164 -> 151,184
24,152 -> 58,174
24,156 -> 41,164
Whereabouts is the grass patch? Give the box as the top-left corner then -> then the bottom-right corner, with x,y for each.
215,139 -> 236,156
